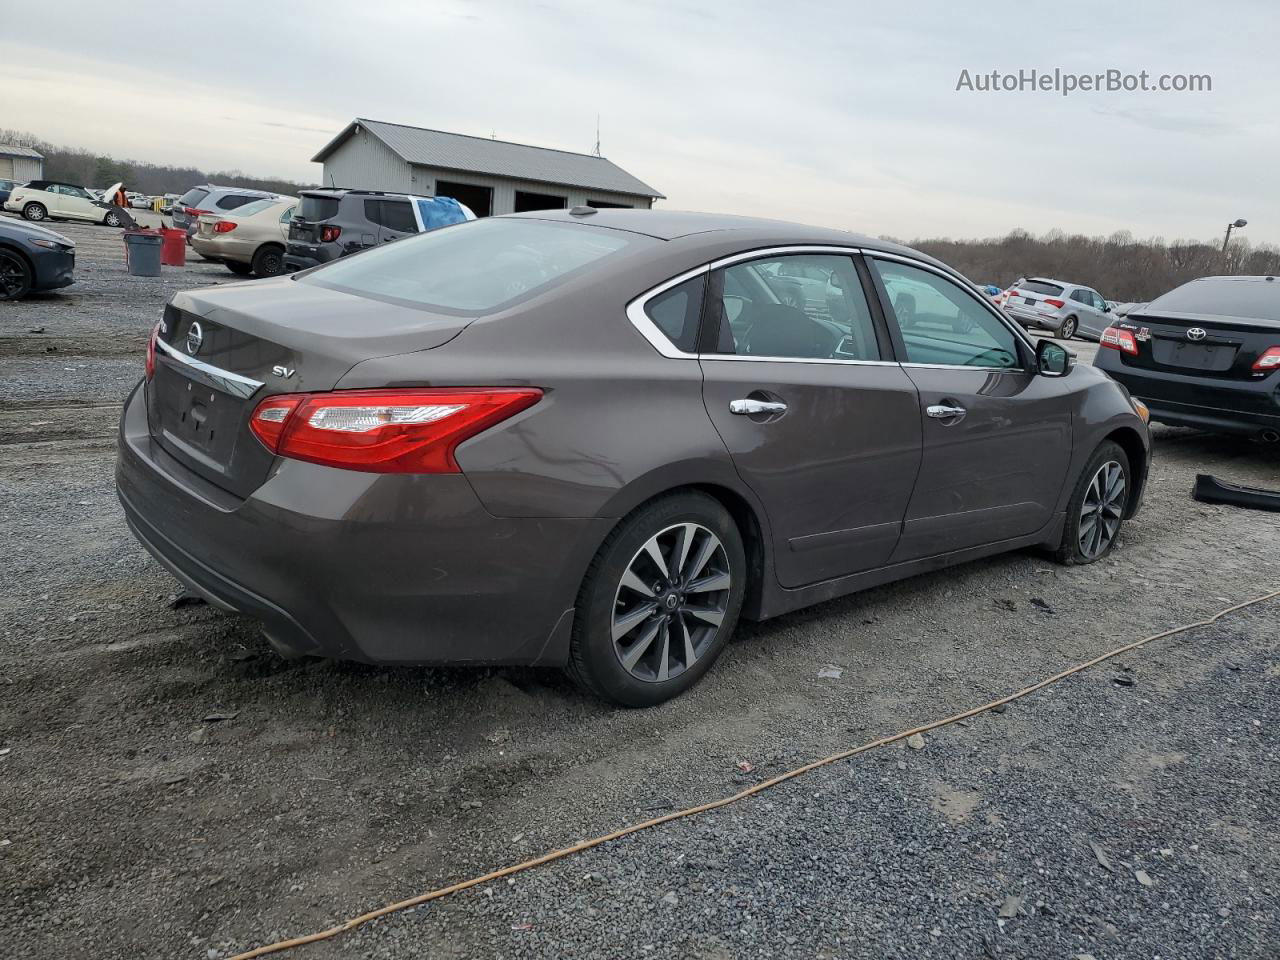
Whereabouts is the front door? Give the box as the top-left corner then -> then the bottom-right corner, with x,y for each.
868,256 -> 1073,561
699,251 -> 922,588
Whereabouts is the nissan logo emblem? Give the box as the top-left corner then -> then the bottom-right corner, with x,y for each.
186,321 -> 204,355
1186,327 -> 1207,342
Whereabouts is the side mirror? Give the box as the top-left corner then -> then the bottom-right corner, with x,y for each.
1036,339 -> 1075,377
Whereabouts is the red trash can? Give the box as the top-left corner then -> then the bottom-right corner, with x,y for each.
160,227 -> 186,267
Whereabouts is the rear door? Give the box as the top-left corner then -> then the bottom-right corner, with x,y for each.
365,198 -> 418,244
698,250 -> 922,588
868,256 -> 1073,560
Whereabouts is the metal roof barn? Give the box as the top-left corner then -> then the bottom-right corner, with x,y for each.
312,119 -> 663,217
0,143 -> 44,182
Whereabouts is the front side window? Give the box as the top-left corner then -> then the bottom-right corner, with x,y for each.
873,259 -> 1020,369
301,217 -> 649,314
713,254 -> 880,361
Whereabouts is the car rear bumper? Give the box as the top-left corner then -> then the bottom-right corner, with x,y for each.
190,236 -> 251,264
1005,304 -> 1063,330
115,380 -> 606,666
1096,352 -> 1280,435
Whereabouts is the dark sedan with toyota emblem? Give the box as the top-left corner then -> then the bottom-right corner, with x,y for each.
118,209 -> 1150,707
1095,275 -> 1280,440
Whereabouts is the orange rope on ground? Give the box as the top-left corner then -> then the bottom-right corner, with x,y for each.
227,587 -> 1280,960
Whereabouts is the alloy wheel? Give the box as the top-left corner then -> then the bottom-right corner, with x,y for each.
1077,460 -> 1126,559
1060,316 -> 1077,339
0,252 -> 30,300
611,522 -> 731,683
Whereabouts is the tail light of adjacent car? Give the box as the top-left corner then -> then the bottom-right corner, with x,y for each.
1100,325 -> 1139,356
145,322 -> 161,380
1252,346 -> 1280,372
184,207 -> 211,217
320,225 -> 342,243
213,221 -> 237,234
248,387 -> 543,473
1043,298 -> 1066,309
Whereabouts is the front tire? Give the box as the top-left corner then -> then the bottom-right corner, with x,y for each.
567,492 -> 746,707
22,202 -> 47,222
103,210 -> 123,228
1057,315 -> 1078,339
0,249 -> 33,300
1055,441 -> 1130,565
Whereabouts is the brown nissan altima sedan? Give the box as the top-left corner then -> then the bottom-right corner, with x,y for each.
117,209 -> 1151,706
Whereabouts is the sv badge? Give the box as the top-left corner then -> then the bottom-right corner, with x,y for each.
272,365 -> 296,379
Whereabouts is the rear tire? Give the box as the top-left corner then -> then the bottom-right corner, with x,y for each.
22,202 -> 47,222
567,492 -> 746,707
1057,315 -> 1078,339
0,248 -> 33,300
1054,440 -> 1130,565
251,245 -> 285,277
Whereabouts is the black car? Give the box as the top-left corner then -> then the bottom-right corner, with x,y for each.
1095,276 -> 1280,439
283,189 -> 471,272
0,217 -> 75,300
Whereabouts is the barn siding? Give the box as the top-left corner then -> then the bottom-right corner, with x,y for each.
319,129 -> 411,191
4,156 -> 44,181
316,133 -> 654,211
409,165 -> 652,213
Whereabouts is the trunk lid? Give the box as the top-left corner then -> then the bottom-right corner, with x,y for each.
146,277 -> 474,498
1114,310 -> 1280,380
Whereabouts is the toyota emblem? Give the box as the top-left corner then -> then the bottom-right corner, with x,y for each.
1186,327 -> 1207,341
186,321 -> 204,355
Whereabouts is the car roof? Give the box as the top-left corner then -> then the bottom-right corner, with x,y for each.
505,208 -> 935,258
191,184 -> 281,196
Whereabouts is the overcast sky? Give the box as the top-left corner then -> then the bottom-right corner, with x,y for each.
3,0 -> 1277,244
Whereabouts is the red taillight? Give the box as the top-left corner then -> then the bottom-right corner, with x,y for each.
1253,346 -> 1280,372
320,225 -> 342,243
213,220 -> 237,234
145,322 -> 160,380
1044,298 -> 1066,308
184,207 -> 210,217
1100,325 -> 1138,355
249,388 -> 543,473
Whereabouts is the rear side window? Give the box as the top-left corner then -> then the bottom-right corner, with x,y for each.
645,276 -> 706,353
178,188 -> 209,207
301,217 -> 649,314
298,194 -> 340,220
365,199 -> 417,233
1148,278 -> 1280,321
1020,279 -> 1064,296
229,198 -> 275,217
217,194 -> 259,210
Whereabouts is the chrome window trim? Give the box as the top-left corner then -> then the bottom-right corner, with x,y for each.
155,337 -> 264,399
627,244 -> 881,363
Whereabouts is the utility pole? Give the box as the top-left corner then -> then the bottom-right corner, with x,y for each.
593,114 -> 601,157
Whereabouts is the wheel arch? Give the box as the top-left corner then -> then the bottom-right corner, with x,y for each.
591,465 -> 774,621
1102,425 -> 1148,518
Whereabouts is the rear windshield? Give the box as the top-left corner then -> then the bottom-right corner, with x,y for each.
178,187 -> 209,207
1148,278 -> 1280,322
227,198 -> 276,217
1019,280 -> 1064,296
300,217 -> 649,314
298,194 -> 340,221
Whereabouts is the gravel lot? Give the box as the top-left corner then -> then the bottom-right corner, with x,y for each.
1,213 -> 1277,960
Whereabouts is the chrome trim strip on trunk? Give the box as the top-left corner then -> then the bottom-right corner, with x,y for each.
154,337 -> 265,399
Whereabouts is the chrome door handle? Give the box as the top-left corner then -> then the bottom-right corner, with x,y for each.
926,404 -> 967,420
729,398 -> 787,416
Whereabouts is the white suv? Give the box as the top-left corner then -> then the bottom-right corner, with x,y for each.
1002,277 -> 1112,341
171,185 -> 285,238
4,180 -> 127,227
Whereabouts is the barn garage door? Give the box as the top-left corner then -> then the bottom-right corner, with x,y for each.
0,158 -> 13,178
